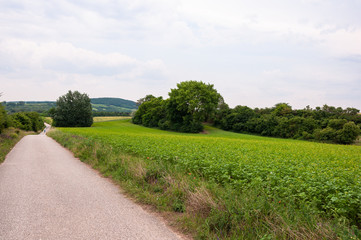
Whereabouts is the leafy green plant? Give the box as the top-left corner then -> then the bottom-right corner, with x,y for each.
50,119 -> 361,239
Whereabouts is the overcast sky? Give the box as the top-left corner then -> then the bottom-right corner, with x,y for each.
1,0 -> 360,109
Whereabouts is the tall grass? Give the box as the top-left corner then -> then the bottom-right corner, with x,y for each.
0,128 -> 32,163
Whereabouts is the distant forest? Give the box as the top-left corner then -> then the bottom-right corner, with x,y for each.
2,97 -> 137,115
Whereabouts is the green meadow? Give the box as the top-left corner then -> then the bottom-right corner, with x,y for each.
49,119 -> 361,239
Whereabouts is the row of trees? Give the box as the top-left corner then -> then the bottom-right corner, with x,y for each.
133,81 -> 222,133
215,103 -> 361,144
133,81 -> 360,144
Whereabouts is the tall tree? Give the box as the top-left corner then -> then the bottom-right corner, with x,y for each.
132,81 -> 223,133
53,90 -> 93,127
168,80 -> 222,122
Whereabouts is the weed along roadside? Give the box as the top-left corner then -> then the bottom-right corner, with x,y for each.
0,128 -> 37,164
48,119 -> 361,239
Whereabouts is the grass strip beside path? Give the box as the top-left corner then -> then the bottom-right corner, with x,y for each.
0,128 -> 34,163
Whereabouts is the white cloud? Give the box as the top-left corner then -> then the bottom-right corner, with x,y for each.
0,39 -> 167,78
0,0 -> 361,109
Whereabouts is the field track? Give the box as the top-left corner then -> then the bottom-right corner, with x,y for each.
0,134 -> 182,240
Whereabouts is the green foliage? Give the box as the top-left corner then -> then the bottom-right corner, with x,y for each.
168,80 -> 222,122
53,90 -> 93,127
24,112 -> 44,132
0,128 -> 30,163
272,103 -> 292,117
328,119 -> 348,130
0,103 -> 8,133
217,103 -> 361,144
53,121 -> 361,239
133,81 -> 222,133
132,95 -> 166,127
10,112 -> 32,131
10,112 -> 44,132
336,122 -> 361,144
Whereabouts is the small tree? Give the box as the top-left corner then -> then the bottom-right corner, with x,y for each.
53,90 -> 93,127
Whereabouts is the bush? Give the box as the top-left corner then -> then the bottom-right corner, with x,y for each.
158,119 -> 171,130
10,133 -> 18,139
335,122 -> 360,144
313,127 -> 336,141
328,119 -> 347,130
24,112 -> 44,131
9,112 -> 44,132
11,112 -> 32,131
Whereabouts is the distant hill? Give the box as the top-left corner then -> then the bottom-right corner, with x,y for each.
3,101 -> 56,114
91,98 -> 137,113
2,98 -> 137,114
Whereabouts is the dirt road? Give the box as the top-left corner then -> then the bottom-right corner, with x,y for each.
0,134 -> 182,239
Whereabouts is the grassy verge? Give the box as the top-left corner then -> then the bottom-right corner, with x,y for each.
48,128 -> 359,240
0,128 -> 33,163
43,117 -> 53,125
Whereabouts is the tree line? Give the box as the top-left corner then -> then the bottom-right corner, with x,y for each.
133,81 -> 360,144
214,103 -> 360,144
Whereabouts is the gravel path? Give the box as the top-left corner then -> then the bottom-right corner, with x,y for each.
0,134 -> 182,240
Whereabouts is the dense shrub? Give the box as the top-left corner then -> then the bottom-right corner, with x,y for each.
328,119 -> 347,130
133,96 -> 166,128
11,112 -> 32,131
10,112 -> 44,132
335,122 -> 360,144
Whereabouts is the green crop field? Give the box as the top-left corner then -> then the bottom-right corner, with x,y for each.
51,119 -> 361,239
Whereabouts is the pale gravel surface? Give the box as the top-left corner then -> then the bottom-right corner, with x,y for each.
0,133 -> 183,240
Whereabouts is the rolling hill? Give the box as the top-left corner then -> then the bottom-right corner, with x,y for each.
3,97 -> 137,114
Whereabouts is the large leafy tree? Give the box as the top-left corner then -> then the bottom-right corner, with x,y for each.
133,81 -> 223,133
53,90 -> 93,127
168,80 -> 222,123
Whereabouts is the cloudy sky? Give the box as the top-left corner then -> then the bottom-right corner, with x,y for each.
1,0 -> 361,109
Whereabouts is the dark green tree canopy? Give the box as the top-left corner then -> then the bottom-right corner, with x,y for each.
215,102 -> 361,144
133,81 -> 223,133
168,81 -> 222,122
53,90 -> 93,127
